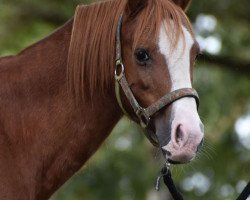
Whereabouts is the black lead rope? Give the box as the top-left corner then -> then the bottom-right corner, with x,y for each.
156,164 -> 250,200
237,182 -> 250,200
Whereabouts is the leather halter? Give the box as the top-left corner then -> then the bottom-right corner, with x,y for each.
115,16 -> 199,147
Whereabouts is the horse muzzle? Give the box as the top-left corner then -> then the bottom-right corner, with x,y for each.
155,98 -> 204,164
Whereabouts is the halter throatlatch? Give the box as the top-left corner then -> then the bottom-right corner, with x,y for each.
115,16 -> 200,147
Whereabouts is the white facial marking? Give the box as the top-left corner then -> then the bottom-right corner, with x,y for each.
158,22 -> 203,156
159,23 -> 193,91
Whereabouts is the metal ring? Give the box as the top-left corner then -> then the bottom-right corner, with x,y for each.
136,108 -> 150,128
115,60 -> 124,81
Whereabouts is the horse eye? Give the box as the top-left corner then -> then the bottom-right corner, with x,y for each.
135,49 -> 150,65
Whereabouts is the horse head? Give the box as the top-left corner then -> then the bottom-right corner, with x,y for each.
117,0 -> 204,164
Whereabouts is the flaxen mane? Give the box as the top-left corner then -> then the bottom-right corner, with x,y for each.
67,0 -> 193,101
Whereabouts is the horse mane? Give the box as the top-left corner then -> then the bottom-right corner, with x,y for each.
67,0 -> 193,102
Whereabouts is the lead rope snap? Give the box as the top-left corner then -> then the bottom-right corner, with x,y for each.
156,162 -> 184,200
155,162 -> 171,191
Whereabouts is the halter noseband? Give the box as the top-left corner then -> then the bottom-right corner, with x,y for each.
115,16 -> 199,147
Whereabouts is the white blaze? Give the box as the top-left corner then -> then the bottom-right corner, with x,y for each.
158,23 -> 203,152
159,23 -> 193,91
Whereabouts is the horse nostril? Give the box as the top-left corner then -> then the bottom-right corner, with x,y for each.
176,125 -> 184,142
174,124 -> 187,147
197,138 -> 204,152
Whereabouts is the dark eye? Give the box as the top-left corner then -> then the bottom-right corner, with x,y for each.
135,49 -> 150,65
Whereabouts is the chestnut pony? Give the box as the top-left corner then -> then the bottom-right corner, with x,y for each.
0,0 -> 204,199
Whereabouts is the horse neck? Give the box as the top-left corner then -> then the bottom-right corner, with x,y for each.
0,19 -> 121,199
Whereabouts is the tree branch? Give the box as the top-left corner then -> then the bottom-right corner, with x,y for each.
199,53 -> 250,75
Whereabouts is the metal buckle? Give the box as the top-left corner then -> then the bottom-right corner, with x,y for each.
115,59 -> 124,81
136,107 -> 150,128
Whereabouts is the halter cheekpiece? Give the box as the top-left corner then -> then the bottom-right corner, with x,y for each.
114,16 -> 200,147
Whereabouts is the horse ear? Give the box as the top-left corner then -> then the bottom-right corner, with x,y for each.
171,0 -> 192,11
126,0 -> 148,17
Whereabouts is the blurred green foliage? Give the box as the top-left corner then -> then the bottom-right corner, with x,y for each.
0,0 -> 250,200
